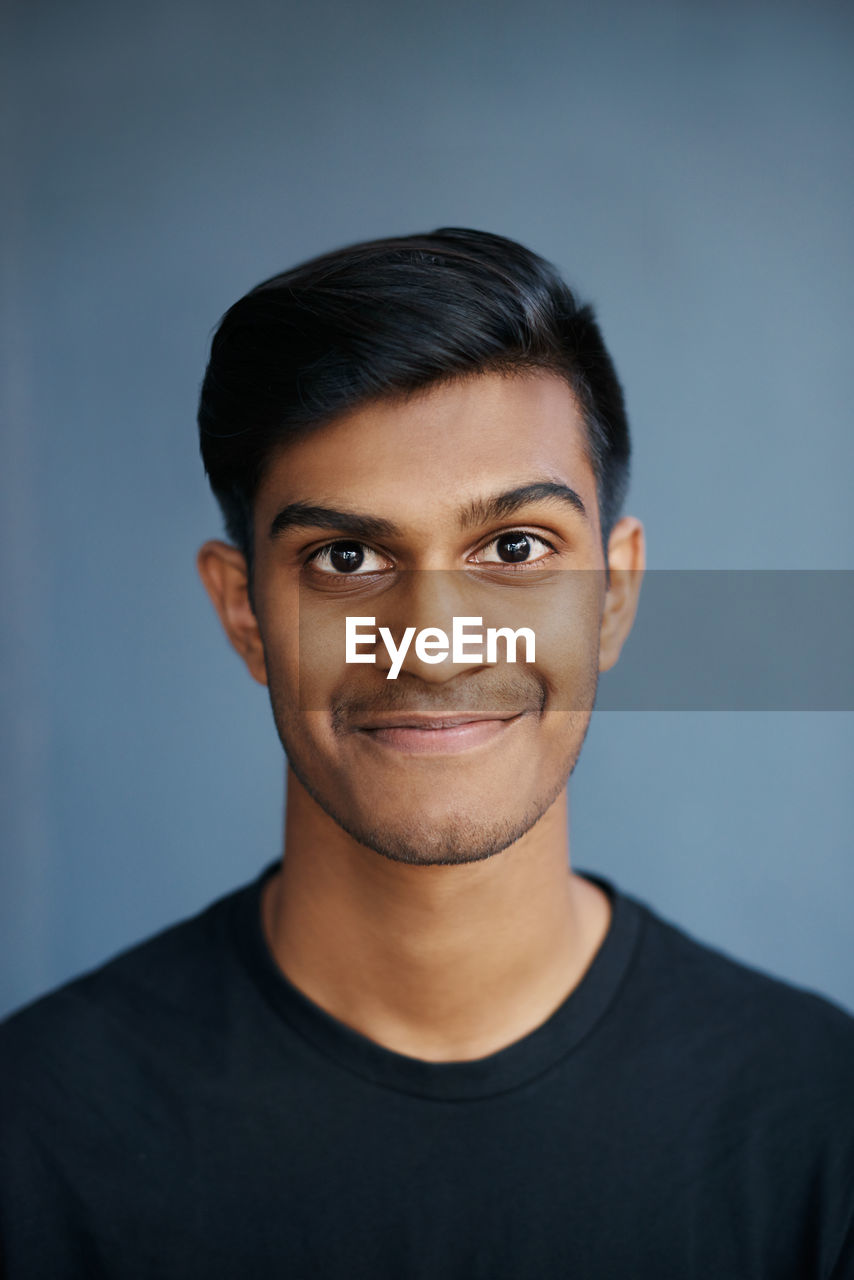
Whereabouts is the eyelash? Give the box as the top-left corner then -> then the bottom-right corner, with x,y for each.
304,530 -> 559,572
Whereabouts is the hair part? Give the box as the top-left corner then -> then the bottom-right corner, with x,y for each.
198,228 -> 631,590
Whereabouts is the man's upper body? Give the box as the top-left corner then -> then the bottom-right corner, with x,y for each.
2,859 -> 853,1278
2,228 -> 852,1276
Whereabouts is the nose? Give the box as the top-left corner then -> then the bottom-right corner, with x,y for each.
375,570 -> 489,684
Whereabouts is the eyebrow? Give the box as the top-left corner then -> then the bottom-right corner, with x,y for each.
458,481 -> 588,530
269,504 -> 399,542
268,480 -> 588,542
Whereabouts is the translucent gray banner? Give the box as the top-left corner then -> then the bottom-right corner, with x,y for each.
295,570 -> 854,712
598,570 -> 854,711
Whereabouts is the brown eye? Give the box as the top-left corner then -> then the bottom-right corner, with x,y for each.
496,533 -> 534,562
328,541 -> 364,573
308,541 -> 391,575
475,531 -> 554,566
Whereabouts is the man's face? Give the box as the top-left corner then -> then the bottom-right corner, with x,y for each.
247,371 -> 615,866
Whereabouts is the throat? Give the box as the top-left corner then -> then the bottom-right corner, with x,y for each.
260,844 -> 611,1064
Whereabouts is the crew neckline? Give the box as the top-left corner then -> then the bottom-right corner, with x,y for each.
231,858 -> 644,1101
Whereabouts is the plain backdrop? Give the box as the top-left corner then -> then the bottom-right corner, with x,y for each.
2,0 -> 852,1019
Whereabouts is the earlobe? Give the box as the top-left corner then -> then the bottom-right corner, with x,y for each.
196,540 -> 269,687
598,518 -> 645,674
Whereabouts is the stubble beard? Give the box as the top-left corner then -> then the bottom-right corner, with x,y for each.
268,685 -> 598,868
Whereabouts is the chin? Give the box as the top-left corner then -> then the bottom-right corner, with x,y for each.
346,817 -> 530,867
316,785 -> 563,867
277,719 -> 575,867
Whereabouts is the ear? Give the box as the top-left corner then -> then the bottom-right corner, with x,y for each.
196,540 -> 268,687
598,517 -> 645,673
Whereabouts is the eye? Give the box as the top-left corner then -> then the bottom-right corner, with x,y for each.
472,530 -> 556,566
306,540 -> 393,574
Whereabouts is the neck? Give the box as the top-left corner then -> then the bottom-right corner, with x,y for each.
261,768 -> 611,1062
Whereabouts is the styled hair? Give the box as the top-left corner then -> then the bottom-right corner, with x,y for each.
198,228 -> 631,580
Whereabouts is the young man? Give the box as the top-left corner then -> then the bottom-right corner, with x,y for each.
1,229 -> 852,1277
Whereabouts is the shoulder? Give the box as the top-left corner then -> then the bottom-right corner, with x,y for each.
0,878 -> 251,1097
622,886 -> 854,1099
616,892 -> 854,1276
0,877 -> 262,1263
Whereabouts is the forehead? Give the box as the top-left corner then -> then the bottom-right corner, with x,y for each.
255,370 -> 598,530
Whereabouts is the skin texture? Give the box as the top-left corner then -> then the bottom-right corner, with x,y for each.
197,370 -> 645,1062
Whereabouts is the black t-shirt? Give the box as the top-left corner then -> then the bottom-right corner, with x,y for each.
1,861 -> 853,1279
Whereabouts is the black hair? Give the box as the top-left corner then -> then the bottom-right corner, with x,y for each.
198,228 -> 631,583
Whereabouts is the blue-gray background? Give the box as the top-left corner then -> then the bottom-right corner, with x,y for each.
2,0 -> 852,1019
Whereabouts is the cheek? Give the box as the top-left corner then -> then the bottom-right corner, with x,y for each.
254,573 -> 302,687
263,627 -> 301,698
538,626 -> 602,712
260,589 -> 343,711
295,588 -> 379,711
489,572 -> 603,710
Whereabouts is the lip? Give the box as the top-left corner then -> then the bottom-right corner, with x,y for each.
354,711 -> 528,755
355,712 -> 520,730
